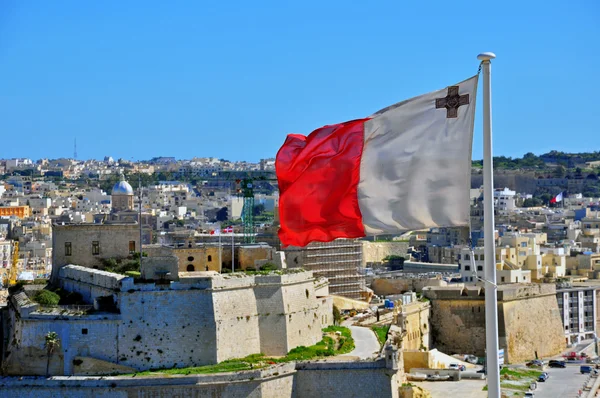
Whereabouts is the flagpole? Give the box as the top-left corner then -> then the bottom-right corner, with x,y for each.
478,51 -> 500,398
231,228 -> 235,273
218,225 -> 222,272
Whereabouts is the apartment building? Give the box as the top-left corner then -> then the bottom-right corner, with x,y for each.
556,285 -> 597,345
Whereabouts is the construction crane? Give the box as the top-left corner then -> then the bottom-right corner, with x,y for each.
203,171 -> 278,244
4,241 -> 19,286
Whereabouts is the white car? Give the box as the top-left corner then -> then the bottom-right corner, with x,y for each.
525,393 -> 534,398
448,363 -> 460,370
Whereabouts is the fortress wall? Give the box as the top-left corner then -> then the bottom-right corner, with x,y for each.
425,284 -> 566,362
361,241 -> 409,266
116,289 -> 218,369
212,285 -> 262,362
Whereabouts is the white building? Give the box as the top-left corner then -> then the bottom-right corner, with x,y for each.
556,285 -> 597,345
494,187 -> 516,215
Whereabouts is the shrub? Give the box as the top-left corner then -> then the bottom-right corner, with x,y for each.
33,290 -> 60,306
260,263 -> 277,271
125,271 -> 141,279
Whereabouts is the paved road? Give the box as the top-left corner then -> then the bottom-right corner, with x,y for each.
340,326 -> 380,359
414,365 -> 589,398
413,380 -> 487,398
533,365 -> 591,398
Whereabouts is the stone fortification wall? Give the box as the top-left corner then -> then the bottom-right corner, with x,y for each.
294,358 -> 401,398
4,269 -> 331,375
59,265 -> 133,304
371,277 -> 448,296
0,363 -> 296,398
499,284 -> 566,362
361,241 -> 409,266
4,293 -> 122,376
0,358 -> 404,398
423,284 -> 566,362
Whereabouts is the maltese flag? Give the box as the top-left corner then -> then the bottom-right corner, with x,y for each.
550,192 -> 564,204
222,226 -> 234,233
276,75 -> 478,247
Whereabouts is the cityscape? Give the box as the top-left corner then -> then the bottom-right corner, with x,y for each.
2,2 -> 598,398
1,152 -> 600,397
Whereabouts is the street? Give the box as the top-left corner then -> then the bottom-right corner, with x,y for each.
532,364 -> 590,398
414,364 -> 590,398
340,325 -> 380,359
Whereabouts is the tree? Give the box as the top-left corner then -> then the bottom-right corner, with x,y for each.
523,198 -> 542,208
332,305 -> 342,326
553,165 -> 566,178
44,331 -> 60,377
587,172 -> 598,180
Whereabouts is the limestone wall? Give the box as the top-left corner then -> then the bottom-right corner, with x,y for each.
361,241 -> 409,266
500,292 -> 566,363
0,359 -> 405,398
4,294 -> 121,376
5,269 -> 332,375
0,363 -> 296,398
424,284 -> 566,362
294,360 -> 401,398
51,224 -> 139,281
372,277 -> 447,296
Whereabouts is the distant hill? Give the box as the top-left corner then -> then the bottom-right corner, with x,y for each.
472,151 -> 600,170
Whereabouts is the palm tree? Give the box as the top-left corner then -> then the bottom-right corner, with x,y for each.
44,331 -> 60,377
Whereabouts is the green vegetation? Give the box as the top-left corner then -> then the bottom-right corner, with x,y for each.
101,253 -> 145,275
125,271 -> 141,279
482,367 -> 543,393
383,255 -> 404,261
126,326 -> 354,377
371,325 -> 390,347
332,305 -> 342,325
33,290 -> 61,306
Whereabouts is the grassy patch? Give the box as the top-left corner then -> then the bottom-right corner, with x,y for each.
371,325 -> 390,347
500,367 -> 542,379
126,327 -> 354,377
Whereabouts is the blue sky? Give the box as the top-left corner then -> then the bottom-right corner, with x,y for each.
1,1 -> 598,162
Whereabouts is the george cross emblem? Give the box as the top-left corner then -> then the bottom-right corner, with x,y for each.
435,86 -> 469,118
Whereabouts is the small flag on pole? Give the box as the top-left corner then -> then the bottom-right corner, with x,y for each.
550,192 -> 564,204
276,75 -> 478,247
223,226 -> 234,233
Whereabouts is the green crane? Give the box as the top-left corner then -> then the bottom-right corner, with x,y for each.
239,178 -> 255,244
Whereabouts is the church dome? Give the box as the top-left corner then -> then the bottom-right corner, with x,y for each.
112,176 -> 134,196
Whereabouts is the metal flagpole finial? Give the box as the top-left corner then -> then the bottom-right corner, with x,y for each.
477,52 -> 496,62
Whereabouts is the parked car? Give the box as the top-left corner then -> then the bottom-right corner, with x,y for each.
524,392 -> 535,398
581,365 -> 593,374
448,363 -> 460,370
548,360 -> 566,368
526,360 -> 543,367
537,372 -> 549,382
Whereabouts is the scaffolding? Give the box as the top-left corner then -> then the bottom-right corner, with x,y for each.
285,239 -> 366,300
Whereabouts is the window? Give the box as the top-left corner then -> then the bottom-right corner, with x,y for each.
82,328 -> 88,335
187,256 -> 194,261
187,264 -> 195,271
521,242 -> 527,247
208,255 -> 212,262
65,242 -> 72,256
480,254 -> 485,260
464,265 -> 471,271
501,277 -> 505,282
129,241 -> 136,253
92,241 -> 100,255
474,254 -> 479,261
477,266 -> 483,271
465,254 -> 470,260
